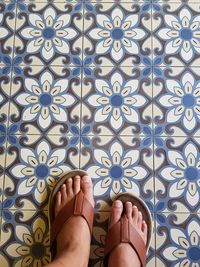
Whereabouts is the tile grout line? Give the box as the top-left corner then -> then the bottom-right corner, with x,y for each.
2,0 -> 19,213
151,2 -> 157,265
78,3 -> 85,168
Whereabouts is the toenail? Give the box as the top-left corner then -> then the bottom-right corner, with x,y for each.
139,212 -> 142,216
133,205 -> 137,209
67,178 -> 72,183
62,184 -> 66,188
126,201 -> 131,205
114,200 -> 122,208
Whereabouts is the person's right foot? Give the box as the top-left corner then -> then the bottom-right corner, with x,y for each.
108,200 -> 148,267
54,175 -> 94,267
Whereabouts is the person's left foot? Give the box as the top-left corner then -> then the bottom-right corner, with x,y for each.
54,175 -> 94,266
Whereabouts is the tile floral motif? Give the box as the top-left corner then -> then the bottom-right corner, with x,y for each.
156,213 -> 200,267
9,66 -> 81,135
0,1 -> 16,65
3,134 -> 80,210
153,3 -> 200,67
153,67 -> 200,136
83,3 -> 151,67
155,137 -> 200,213
82,67 -> 152,135
80,135 -> 153,212
0,210 -> 51,266
14,2 -> 83,66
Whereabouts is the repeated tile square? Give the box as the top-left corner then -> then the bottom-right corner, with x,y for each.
8,66 -> 81,135
81,66 -> 153,135
83,2 -> 152,67
80,135 -> 154,212
14,2 -> 83,66
155,213 -> 200,267
0,209 -> 51,266
3,134 -> 80,210
152,2 -> 200,67
155,136 -> 200,213
0,1 -> 16,65
89,212 -> 156,267
153,67 -> 200,136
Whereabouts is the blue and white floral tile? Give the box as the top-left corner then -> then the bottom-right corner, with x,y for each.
155,136 -> 200,213
83,3 -> 151,67
152,2 -> 200,67
80,135 -> 154,212
0,1 -> 16,65
0,209 -> 51,266
89,212 -> 155,267
8,66 -> 81,135
155,213 -> 200,267
13,2 -> 83,67
81,66 -> 153,135
153,67 -> 200,137
3,134 -> 80,210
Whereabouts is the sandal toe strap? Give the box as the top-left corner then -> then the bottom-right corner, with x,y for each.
51,191 -> 94,247
105,216 -> 146,267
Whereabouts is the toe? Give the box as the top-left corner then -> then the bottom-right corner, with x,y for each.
61,184 -> 67,203
132,205 -> 139,224
55,191 -> 61,216
110,200 -> 123,228
142,220 -> 148,245
125,202 -> 132,220
81,175 -> 94,206
66,178 -> 74,197
137,211 -> 143,229
74,175 -> 81,194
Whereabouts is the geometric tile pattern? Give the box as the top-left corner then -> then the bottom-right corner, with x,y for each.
0,0 -> 200,266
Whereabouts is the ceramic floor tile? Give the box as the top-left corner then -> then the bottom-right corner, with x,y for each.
155,136 -> 200,213
0,1 -> 16,65
89,212 -> 156,267
0,209 -> 51,266
8,66 -> 81,135
14,2 -> 83,67
153,67 -> 200,137
83,2 -> 152,67
3,134 -> 80,210
152,2 -> 200,67
155,213 -> 200,266
80,135 -> 154,212
1,1 -> 200,266
81,66 -> 153,135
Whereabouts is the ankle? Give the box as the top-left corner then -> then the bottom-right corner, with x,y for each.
108,244 -> 141,267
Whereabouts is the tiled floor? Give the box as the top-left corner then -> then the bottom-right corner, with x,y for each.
0,0 -> 200,266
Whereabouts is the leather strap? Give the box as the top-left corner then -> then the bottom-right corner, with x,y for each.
105,215 -> 146,267
50,191 -> 94,246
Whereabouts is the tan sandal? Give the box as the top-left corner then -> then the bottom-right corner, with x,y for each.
104,193 -> 152,267
49,169 -> 94,259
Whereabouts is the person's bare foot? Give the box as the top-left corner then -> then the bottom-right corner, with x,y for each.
54,175 -> 94,267
108,200 -> 148,267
